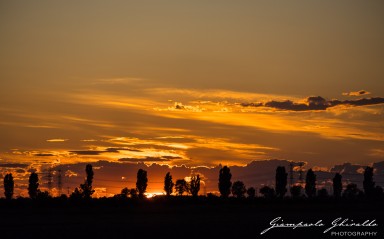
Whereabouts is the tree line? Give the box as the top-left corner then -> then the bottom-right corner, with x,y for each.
2,164 -> 383,201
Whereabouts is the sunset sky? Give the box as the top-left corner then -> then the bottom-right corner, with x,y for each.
1,1 -> 383,196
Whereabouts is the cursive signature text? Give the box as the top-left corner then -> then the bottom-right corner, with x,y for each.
260,217 -> 378,235
323,217 -> 377,233
260,217 -> 324,235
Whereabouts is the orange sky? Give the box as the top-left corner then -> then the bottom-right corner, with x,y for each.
0,1 -> 383,196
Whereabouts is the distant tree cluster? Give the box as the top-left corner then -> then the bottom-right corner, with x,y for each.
171,174 -> 201,197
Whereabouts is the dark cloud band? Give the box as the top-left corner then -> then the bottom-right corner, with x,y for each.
242,96 -> 384,111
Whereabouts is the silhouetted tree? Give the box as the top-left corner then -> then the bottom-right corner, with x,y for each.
164,172 -> 174,196
343,183 -> 363,199
218,166 -> 232,198
189,175 -> 201,197
70,188 -> 83,200
363,166 -> 375,197
3,173 -> 14,200
175,179 -> 188,196
80,164 -> 95,199
374,186 -> 383,198
305,169 -> 316,198
136,169 -> 148,199
275,166 -> 287,198
231,181 -> 246,198
121,187 -> 129,198
246,187 -> 256,199
317,188 -> 329,199
129,188 -> 138,199
259,186 -> 275,199
290,185 -> 302,199
28,172 -> 39,199
333,173 -> 342,198
37,190 -> 51,200
86,164 -> 94,186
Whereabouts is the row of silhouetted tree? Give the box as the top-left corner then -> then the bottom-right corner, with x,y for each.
217,165 -> 383,199
2,164 -> 383,200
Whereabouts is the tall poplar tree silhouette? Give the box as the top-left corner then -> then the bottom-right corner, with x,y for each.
28,172 -> 39,199
363,166 -> 375,197
218,166 -> 232,198
164,172 -> 174,196
333,173 -> 342,198
305,169 -> 316,198
136,169 -> 148,199
275,166 -> 287,198
3,173 -> 14,200
189,174 -> 201,197
80,164 -> 95,199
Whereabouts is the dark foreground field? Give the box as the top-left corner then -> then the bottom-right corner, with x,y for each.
1,198 -> 383,239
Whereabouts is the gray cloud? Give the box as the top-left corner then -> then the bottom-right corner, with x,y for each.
240,102 -> 263,107
330,97 -> 384,107
69,150 -> 106,155
162,156 -> 182,160
343,90 -> 371,96
69,148 -> 142,155
242,96 -> 384,111
330,163 -> 365,174
106,147 -> 142,153
0,163 -> 29,168
34,153 -> 55,157
118,157 -> 172,162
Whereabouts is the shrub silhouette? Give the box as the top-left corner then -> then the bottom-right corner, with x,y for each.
117,187 -> 138,199
333,173 -> 342,198
70,188 -> 83,200
189,174 -> 201,197
37,190 -> 51,201
3,173 -> 14,200
275,166 -> 287,198
259,186 -> 275,199
290,185 -> 302,199
231,181 -> 246,198
343,183 -> 362,199
305,169 -> 316,198
28,172 -> 39,199
374,186 -> 383,198
246,187 -> 256,199
164,172 -> 174,196
121,187 -> 129,198
136,169 -> 148,199
218,166 -> 232,198
317,188 -> 329,199
130,188 -> 139,199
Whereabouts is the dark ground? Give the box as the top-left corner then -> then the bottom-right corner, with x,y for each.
0,198 -> 383,239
